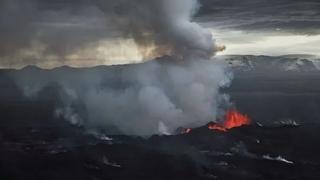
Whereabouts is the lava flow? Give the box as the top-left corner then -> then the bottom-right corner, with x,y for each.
208,110 -> 251,132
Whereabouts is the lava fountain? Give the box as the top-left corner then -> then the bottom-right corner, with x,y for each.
208,110 -> 251,132
181,109 -> 251,134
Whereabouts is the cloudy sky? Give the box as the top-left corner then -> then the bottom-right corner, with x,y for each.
0,0 -> 319,68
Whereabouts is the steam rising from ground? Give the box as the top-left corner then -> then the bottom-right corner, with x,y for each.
13,59 -> 231,136
11,0 -> 231,136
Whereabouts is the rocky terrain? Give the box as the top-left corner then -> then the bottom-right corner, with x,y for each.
1,55 -> 320,179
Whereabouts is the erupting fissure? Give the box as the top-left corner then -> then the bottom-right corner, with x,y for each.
182,110 -> 251,134
209,110 -> 251,132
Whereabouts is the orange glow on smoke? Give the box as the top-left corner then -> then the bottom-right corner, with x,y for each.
208,110 -> 251,132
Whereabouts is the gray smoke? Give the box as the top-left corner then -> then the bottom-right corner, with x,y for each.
10,0 -> 232,136
97,0 -> 222,59
13,58 -> 232,136
0,0 -> 225,68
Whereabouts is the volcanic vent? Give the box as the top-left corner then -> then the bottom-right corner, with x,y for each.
208,110 -> 251,132
182,109 -> 252,134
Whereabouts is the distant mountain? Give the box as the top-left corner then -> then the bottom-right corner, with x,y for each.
5,55 -> 319,74
1,55 -> 320,129
221,55 -> 320,73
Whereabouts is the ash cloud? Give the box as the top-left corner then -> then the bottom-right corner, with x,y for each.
0,0 -> 222,68
96,0 -> 221,59
9,0 -> 232,136
12,59 -> 232,136
1,0 -> 319,136
0,0 -> 319,68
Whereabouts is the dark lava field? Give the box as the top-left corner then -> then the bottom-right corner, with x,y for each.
1,56 -> 320,180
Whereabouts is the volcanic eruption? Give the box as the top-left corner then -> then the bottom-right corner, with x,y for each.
2,0 -> 320,180
9,0 -> 232,136
181,109 -> 251,134
208,110 -> 251,132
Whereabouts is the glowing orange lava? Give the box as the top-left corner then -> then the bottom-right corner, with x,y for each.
208,110 -> 251,132
181,110 -> 251,134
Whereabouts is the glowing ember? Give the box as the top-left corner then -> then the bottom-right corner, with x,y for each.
208,110 -> 251,132
208,123 -> 227,132
181,128 -> 192,134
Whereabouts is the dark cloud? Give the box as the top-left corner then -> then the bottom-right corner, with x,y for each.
0,0 -> 37,56
198,0 -> 320,35
0,0 -> 111,58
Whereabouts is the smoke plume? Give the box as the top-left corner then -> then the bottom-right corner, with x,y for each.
10,0 -> 232,136
97,0 -> 222,59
